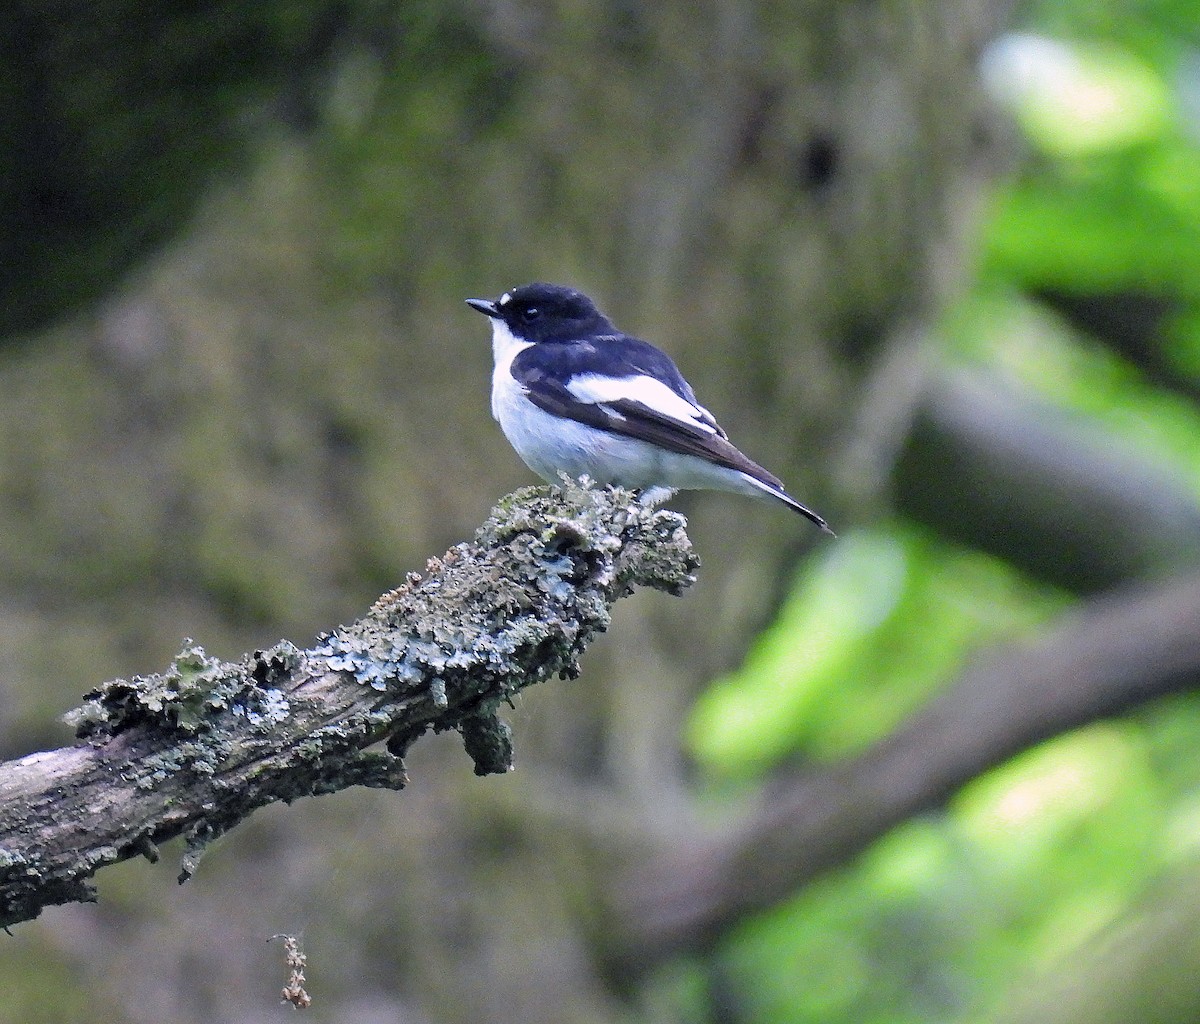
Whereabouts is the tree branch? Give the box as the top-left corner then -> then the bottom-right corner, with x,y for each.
0,480 -> 697,929
896,371 -> 1200,592
619,571 -> 1200,962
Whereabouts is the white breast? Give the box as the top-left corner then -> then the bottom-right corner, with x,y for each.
487,322 -> 626,484
489,320 -> 533,422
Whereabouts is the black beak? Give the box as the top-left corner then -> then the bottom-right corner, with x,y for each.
465,297 -> 500,317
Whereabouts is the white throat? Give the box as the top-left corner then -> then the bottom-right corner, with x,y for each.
489,319 -> 533,422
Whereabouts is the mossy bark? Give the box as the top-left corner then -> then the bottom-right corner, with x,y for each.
0,481 -> 696,929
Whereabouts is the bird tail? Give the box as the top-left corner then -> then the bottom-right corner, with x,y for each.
776,489 -> 835,535
742,473 -> 834,534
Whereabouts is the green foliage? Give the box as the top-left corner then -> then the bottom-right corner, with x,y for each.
688,526 -> 1064,776
946,289 -> 1200,491
686,523 -> 1200,1024
687,6 -> 1200,1022
719,722 -> 1176,1024
981,29 -> 1200,332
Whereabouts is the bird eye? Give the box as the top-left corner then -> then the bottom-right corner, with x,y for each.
521,306 -> 541,323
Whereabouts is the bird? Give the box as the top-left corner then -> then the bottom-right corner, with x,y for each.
466,282 -> 832,533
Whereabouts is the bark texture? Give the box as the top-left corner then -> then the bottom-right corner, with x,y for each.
0,480 -> 696,929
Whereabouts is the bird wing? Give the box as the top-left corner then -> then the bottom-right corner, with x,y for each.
511,340 -> 785,489
592,335 -> 727,437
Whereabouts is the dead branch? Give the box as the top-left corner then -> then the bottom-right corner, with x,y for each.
0,480 -> 697,929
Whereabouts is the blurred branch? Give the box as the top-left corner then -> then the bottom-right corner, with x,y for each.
619,571 -> 1200,962
1034,287 -> 1200,406
896,370 -> 1200,592
0,481 -> 697,929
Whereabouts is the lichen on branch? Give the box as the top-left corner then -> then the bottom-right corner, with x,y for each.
0,479 -> 697,928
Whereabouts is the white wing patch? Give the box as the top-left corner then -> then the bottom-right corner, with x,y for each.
567,372 -> 719,434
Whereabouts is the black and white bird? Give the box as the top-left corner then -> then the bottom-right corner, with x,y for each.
466,282 -> 832,533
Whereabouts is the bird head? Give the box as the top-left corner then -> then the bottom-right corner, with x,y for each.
467,283 -> 614,344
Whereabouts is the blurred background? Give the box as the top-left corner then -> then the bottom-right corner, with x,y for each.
4,0 -> 1200,1022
